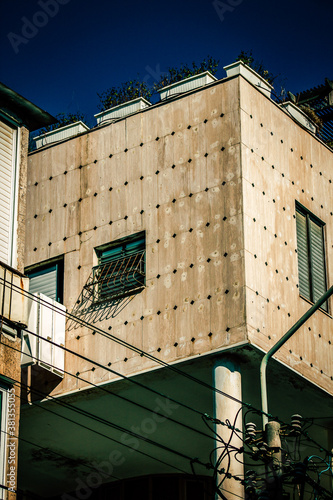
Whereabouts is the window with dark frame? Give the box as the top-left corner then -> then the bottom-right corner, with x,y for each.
25,259 -> 64,303
295,204 -> 328,312
93,233 -> 145,303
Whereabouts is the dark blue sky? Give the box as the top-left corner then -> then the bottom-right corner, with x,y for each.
1,0 -> 332,127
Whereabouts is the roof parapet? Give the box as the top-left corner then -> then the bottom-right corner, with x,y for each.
223,61 -> 273,99
279,101 -> 317,134
94,97 -> 151,125
157,71 -> 217,100
34,121 -> 90,148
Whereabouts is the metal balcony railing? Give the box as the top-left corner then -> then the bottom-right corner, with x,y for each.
86,250 -> 145,304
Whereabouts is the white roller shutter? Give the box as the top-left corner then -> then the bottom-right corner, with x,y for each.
0,119 -> 18,266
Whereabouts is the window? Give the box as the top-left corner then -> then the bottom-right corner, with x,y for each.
295,204 -> 328,311
93,233 -> 145,303
25,259 -> 64,303
0,117 -> 19,267
23,259 -> 65,376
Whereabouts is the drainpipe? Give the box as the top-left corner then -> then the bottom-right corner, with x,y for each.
260,286 -> 333,428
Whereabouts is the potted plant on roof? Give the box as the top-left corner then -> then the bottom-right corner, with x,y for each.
33,112 -> 90,149
224,50 -> 275,98
154,56 -> 219,100
95,79 -> 153,124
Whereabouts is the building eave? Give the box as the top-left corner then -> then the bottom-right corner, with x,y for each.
0,82 -> 56,131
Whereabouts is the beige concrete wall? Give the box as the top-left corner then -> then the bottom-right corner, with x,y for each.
26,78 -> 247,395
240,77 -> 333,395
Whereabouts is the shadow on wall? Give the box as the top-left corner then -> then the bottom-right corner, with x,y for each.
67,294 -> 135,331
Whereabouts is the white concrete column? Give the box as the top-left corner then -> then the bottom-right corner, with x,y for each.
214,357 -> 244,499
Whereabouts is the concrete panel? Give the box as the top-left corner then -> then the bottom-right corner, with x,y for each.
125,113 -> 143,149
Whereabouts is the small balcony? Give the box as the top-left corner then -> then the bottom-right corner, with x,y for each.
0,261 -> 29,327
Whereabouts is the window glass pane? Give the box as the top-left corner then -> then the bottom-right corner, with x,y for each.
296,211 -> 311,299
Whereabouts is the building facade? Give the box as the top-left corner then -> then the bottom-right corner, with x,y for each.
20,68 -> 332,499
0,83 -> 54,498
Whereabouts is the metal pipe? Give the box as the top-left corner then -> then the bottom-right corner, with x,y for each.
260,286 -> 333,428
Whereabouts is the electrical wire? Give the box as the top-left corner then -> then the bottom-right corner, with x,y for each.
5,280 -> 256,409
18,322 -> 206,418
1,277 -> 272,419
3,335 -> 213,443
4,281 -> 331,457
2,340 -> 215,474
0,425 -> 121,482
243,405 -> 333,460
2,341 -> 242,498
2,280 -> 332,497
216,408 -> 244,489
6,378 -> 195,476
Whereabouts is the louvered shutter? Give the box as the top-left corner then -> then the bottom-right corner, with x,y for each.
296,211 -> 311,299
0,120 -> 16,265
97,236 -> 145,301
28,265 -> 58,301
308,218 -> 327,311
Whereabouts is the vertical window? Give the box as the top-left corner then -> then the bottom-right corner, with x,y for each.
0,118 -> 19,267
94,233 -> 145,302
26,259 -> 64,303
295,204 -> 328,311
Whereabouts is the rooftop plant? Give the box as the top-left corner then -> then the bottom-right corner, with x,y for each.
97,79 -> 152,112
236,50 -> 278,85
96,56 -> 219,111
28,111 -> 89,152
153,56 -> 219,91
299,104 -> 323,131
38,111 -> 89,134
